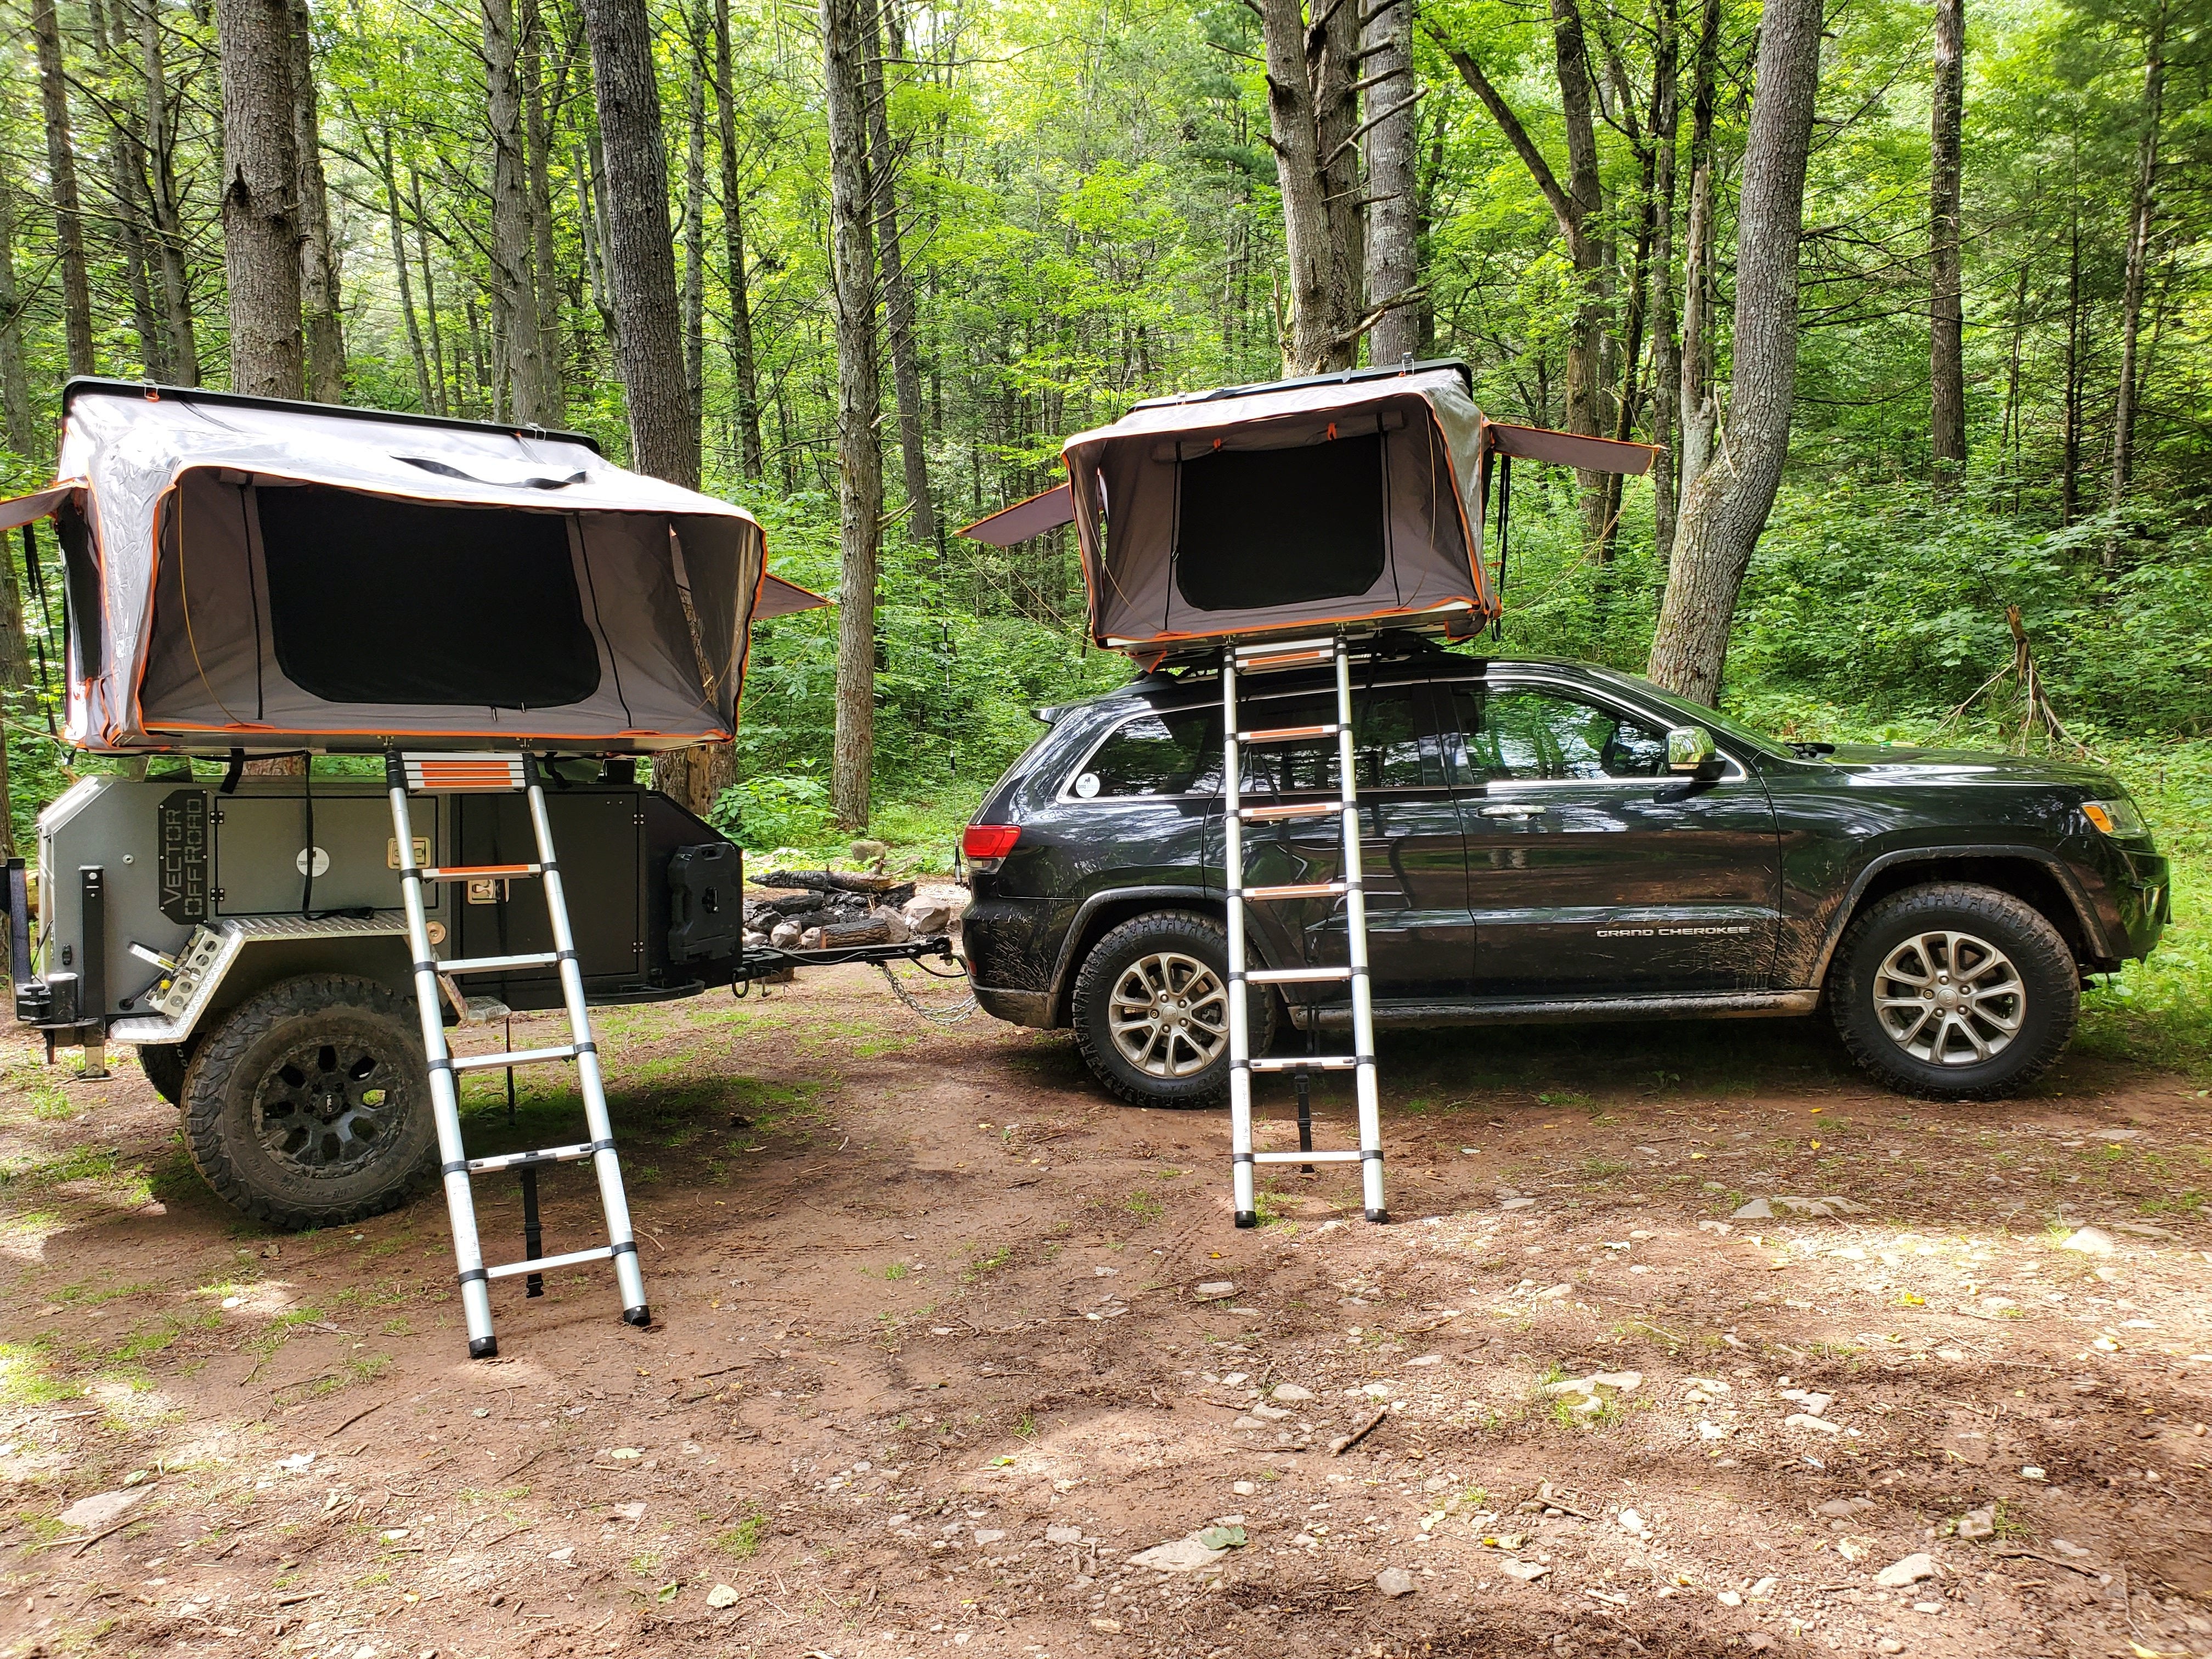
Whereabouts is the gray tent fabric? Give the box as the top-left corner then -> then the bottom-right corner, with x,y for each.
753,572 -> 832,619
969,363 -> 1656,656
2,380 -> 791,755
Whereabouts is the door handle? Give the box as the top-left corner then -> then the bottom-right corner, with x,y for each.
1480,804 -> 1538,819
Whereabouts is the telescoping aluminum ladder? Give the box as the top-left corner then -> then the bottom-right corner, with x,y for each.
386,752 -> 649,1358
1223,637 -> 1386,1228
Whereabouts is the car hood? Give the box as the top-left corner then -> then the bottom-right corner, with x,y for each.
1816,744 -> 2115,792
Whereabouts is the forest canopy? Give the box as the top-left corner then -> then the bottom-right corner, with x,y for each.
0,0 -> 2205,853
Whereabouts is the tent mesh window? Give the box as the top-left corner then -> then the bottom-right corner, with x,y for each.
1171,433 -> 1386,612
257,484 -> 601,707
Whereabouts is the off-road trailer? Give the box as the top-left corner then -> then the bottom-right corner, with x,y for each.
0,380 -> 949,1352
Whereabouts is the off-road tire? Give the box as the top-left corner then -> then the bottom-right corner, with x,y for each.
1071,910 -> 1276,1107
1829,881 -> 2077,1100
181,975 -> 437,1229
136,1040 -> 196,1106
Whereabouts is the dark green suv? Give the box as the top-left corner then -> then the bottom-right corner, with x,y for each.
958,638 -> 2169,1105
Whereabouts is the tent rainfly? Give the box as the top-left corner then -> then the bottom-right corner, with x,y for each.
958,361 -> 1657,660
0,379 -> 827,756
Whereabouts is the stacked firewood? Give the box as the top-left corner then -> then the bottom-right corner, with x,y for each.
741,869 -> 950,951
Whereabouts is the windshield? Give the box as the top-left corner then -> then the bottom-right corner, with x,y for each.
1594,669 -> 1791,758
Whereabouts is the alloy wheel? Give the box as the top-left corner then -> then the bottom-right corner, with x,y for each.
1107,951 -> 1229,1079
253,1037 -> 408,1177
1872,929 -> 2025,1065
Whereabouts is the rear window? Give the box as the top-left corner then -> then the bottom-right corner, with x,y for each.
258,483 -> 602,707
1069,710 -> 1223,798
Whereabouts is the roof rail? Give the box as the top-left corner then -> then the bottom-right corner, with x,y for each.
59,376 -> 607,455
1124,358 -> 1472,413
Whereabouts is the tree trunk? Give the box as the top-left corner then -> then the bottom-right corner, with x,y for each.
409,167 -> 448,415
522,0 -> 565,418
1646,0 -> 1823,708
682,27 -> 707,437
33,0 -> 97,378
1549,0 -> 1607,446
0,137 -> 36,453
1363,0 -> 1419,366
713,0 -> 763,479
1256,0 -> 1361,374
2061,194 -> 2081,524
821,0 -> 881,830
2107,0 -> 2165,515
379,129 -> 434,413
1649,0 -> 1681,564
866,0 -> 935,546
1675,0 -> 1720,513
580,0 -> 699,487
1928,0 -> 1966,475
484,0 -> 556,424
216,0 -> 306,398
140,0 -> 199,382
286,0 -> 344,401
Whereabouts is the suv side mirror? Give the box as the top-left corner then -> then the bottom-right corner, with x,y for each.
1666,725 -> 1722,778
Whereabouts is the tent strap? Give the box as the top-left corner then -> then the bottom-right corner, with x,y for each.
1491,454 -> 1512,641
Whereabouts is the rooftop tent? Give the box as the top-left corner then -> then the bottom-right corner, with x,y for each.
958,360 -> 1657,657
1,379 -> 803,755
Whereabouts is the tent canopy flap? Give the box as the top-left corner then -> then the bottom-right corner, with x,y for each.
1487,422 -> 1659,475
8,378 -> 808,756
957,483 -> 1076,548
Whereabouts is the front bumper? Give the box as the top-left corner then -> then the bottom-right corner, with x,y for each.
2110,847 -> 2171,960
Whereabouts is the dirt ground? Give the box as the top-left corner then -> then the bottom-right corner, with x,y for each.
1,958 -> 2207,1659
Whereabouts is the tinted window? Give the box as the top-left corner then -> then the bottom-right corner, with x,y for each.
1454,685 -> 1669,781
1242,685 -> 1437,794
259,483 -> 601,707
1071,710 -> 1223,798
1173,435 -> 1386,612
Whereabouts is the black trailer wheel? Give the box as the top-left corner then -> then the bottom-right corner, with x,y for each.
181,975 -> 436,1230
1829,882 -> 2078,1101
1072,910 -> 1276,1107
136,1040 -> 196,1107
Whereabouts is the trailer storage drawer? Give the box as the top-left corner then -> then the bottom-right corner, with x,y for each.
214,793 -> 436,916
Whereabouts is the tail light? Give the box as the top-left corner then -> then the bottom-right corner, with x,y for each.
961,823 -> 1020,871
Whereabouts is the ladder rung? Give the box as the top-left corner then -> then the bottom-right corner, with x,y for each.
417,864 -> 544,882
450,1044 -> 580,1073
1238,801 -> 1344,822
1248,1056 -> 1362,1071
440,951 -> 560,974
1233,640 -> 1338,670
1237,723 -> 1339,743
1253,1149 -> 1364,1164
485,1245 -> 613,1280
1249,966 -> 1353,984
1242,881 -> 1348,901
466,1141 -> 600,1174
404,754 -> 529,792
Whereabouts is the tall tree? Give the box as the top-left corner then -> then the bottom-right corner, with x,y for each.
288,0 -> 346,401
521,0 -> 565,417
139,0 -> 199,383
2108,0 -> 2167,512
0,127 -> 37,454
377,127 -> 435,414
216,0 -> 307,398
865,0 -> 935,546
1363,0 -> 1421,367
1675,0 -> 1722,510
821,0 -> 882,828
1929,0 -> 1967,474
1647,0 -> 1825,707
682,26 -> 707,435
712,0 -> 763,478
32,0 -> 97,378
484,0 -> 557,424
1257,0 -> 1363,374
580,0 -> 697,486
1648,0 -> 1683,562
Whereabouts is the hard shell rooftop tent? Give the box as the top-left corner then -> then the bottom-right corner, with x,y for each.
959,360 -> 1656,659
0,379 -> 825,756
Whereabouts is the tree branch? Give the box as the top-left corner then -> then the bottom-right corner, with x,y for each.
1322,87 -> 1427,171
1437,41 -> 1577,238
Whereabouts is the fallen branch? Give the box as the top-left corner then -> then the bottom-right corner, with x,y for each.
1329,1408 -> 1389,1456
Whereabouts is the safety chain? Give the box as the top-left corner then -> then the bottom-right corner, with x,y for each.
875,960 -> 980,1026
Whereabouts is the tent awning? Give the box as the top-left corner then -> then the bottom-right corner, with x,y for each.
1487,422 -> 1658,475
957,484 -> 1077,548
754,572 -> 832,618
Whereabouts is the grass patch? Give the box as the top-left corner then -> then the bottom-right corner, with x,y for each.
716,1509 -> 769,1558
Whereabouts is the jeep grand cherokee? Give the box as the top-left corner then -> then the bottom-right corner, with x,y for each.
957,637 -> 2169,1105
